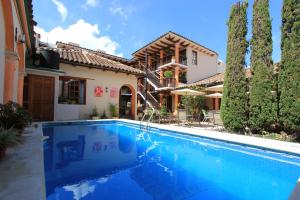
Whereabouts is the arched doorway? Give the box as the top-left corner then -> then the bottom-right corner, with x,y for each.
119,85 -> 135,119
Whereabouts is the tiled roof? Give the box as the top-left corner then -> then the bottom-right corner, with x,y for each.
39,42 -> 144,75
178,68 -> 251,88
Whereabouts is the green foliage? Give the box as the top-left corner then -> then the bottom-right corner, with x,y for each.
101,111 -> 107,119
109,104 -> 118,117
279,0 -> 300,132
164,71 -> 173,78
0,101 -> 32,130
249,0 -> 276,133
180,96 -> 205,117
158,99 -> 167,116
0,128 -> 20,149
160,105 -> 167,117
91,106 -> 99,117
221,1 -> 249,132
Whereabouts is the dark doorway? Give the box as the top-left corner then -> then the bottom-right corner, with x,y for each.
119,85 -> 135,119
166,95 -> 173,113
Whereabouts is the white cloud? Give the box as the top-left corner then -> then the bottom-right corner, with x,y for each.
52,0 -> 68,21
103,24 -> 111,31
86,0 -> 99,7
35,19 -> 122,56
109,7 -> 128,19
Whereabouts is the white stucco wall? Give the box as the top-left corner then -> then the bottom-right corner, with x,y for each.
217,60 -> 226,73
0,2 -> 5,103
55,64 -> 138,121
186,46 -> 219,83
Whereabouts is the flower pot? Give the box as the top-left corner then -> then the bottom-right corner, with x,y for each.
112,117 -> 119,119
91,116 -> 99,120
0,147 -> 7,160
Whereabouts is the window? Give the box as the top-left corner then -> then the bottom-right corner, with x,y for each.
58,77 -> 86,104
192,50 -> 198,65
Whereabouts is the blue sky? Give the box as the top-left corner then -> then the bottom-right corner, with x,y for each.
33,0 -> 282,63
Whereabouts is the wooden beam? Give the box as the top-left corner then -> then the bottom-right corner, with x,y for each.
149,45 -> 161,51
160,40 -> 174,47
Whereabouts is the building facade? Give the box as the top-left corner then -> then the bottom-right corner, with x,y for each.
23,42 -> 143,121
131,31 -> 223,114
0,0 -> 35,104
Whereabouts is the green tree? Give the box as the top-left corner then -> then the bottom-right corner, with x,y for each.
279,0 -> 300,132
249,0 -> 276,133
221,1 -> 249,132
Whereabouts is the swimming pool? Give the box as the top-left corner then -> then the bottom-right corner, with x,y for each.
42,121 -> 300,200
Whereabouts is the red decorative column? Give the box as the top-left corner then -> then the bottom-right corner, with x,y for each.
159,93 -> 164,107
175,43 -> 180,63
4,51 -> 18,103
160,50 -> 164,66
174,67 -> 180,87
17,43 -> 25,105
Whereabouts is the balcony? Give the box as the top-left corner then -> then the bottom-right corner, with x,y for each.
161,78 -> 176,88
157,56 -> 188,71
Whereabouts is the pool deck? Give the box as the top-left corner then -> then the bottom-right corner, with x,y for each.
0,124 -> 45,200
0,119 -> 299,200
128,119 -> 300,156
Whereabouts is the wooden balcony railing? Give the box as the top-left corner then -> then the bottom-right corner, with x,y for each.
162,78 -> 176,88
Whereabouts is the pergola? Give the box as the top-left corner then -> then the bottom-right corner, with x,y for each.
132,31 -> 217,65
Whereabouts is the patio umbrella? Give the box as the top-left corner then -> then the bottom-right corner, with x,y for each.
205,84 -> 223,92
171,89 -> 205,115
205,92 -> 223,98
171,88 -> 205,96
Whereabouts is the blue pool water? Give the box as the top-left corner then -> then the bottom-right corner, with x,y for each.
43,121 -> 300,200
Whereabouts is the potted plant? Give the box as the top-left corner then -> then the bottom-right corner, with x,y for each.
0,128 -> 20,160
0,101 -> 32,132
164,71 -> 173,87
90,106 -> 99,120
109,104 -> 119,119
101,110 -> 108,119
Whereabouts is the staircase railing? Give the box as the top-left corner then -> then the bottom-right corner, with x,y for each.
140,107 -> 155,132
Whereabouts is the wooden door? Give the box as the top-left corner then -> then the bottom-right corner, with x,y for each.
28,75 -> 54,121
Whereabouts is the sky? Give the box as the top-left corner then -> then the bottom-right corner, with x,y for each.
33,0 -> 283,64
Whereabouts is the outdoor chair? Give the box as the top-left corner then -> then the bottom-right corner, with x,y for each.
177,111 -> 193,126
213,111 -> 225,131
199,109 -> 214,125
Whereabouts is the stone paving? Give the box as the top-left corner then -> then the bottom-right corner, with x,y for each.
0,125 -> 45,200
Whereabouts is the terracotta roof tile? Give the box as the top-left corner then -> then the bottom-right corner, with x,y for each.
179,68 -> 252,88
39,44 -> 144,75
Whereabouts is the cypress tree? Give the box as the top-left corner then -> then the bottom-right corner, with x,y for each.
249,0 -> 276,133
221,1 -> 249,132
279,0 -> 300,132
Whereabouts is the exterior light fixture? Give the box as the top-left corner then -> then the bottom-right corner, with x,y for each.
18,34 -> 26,43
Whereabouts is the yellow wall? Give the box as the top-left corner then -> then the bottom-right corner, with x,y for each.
55,63 -> 138,120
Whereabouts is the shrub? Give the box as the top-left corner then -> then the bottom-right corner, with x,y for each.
160,105 -> 167,117
164,71 -> 173,78
0,128 -> 20,159
0,101 -> 32,130
109,104 -> 118,118
101,111 -> 107,119
90,106 -> 99,117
